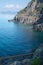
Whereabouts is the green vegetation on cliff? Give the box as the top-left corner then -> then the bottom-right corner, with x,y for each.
30,0 -> 35,5
32,58 -> 41,65
18,7 -> 27,14
40,3 -> 43,8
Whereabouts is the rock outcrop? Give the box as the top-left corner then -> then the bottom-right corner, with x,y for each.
14,0 -> 43,31
33,23 -> 43,31
10,44 -> 43,65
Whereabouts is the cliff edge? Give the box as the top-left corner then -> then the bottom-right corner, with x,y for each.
14,0 -> 43,31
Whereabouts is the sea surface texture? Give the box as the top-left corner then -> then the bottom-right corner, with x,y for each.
0,19 -> 43,57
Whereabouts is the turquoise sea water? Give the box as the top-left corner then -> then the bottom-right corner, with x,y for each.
0,19 -> 43,57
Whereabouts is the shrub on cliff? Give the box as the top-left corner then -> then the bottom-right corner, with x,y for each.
31,57 -> 41,65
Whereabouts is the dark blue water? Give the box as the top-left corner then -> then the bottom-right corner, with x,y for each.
0,19 -> 43,57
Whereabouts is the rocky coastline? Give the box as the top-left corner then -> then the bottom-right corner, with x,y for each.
0,44 -> 43,65
10,44 -> 43,65
13,0 -> 43,31
6,0 -> 43,65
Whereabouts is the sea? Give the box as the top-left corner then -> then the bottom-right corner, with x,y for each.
0,14 -> 43,57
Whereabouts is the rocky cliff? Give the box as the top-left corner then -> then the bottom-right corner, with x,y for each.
10,44 -> 43,65
14,0 -> 43,31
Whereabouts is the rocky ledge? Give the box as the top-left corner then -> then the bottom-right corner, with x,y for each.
33,23 -> 43,31
10,44 -> 43,65
13,0 -> 43,31
0,44 -> 43,65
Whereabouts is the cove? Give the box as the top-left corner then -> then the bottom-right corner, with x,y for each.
0,19 -> 43,57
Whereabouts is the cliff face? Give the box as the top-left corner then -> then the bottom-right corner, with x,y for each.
14,0 -> 43,30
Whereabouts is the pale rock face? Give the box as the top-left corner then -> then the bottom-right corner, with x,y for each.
31,0 -> 37,12
22,59 -> 31,65
10,61 -> 21,65
10,59 -> 31,65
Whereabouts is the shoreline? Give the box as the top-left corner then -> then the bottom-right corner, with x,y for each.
0,43 -> 43,65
